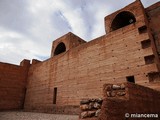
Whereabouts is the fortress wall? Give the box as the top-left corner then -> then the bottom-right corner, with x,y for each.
0,0 -> 159,115
24,60 -> 52,110
24,1 -> 160,113
54,24 -> 157,106
0,60 -> 30,110
24,23 -> 158,111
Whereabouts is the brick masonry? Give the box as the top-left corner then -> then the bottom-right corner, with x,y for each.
0,60 -> 30,110
0,0 -> 160,115
24,0 -> 160,111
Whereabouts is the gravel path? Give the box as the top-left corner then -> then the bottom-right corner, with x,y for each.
0,111 -> 79,120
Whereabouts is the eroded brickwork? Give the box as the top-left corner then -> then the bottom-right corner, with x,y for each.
146,2 -> 160,54
98,83 -> 160,120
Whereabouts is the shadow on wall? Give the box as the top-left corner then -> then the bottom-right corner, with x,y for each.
54,42 -> 66,56
111,11 -> 136,31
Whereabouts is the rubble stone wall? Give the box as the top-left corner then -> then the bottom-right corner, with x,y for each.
79,98 -> 102,119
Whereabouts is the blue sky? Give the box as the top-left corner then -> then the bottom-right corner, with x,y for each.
0,0 -> 159,65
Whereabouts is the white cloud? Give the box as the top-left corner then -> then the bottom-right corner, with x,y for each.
0,0 -> 159,65
0,27 -> 40,63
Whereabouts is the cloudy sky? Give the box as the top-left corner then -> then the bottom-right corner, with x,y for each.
0,0 -> 159,65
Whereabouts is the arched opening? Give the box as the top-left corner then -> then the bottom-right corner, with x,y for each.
111,11 -> 136,31
54,42 -> 66,56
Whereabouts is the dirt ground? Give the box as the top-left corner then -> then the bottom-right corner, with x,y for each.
0,111 -> 79,120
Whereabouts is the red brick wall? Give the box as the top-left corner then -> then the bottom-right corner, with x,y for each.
105,0 -> 145,33
0,60 -> 30,110
25,23 -> 158,111
99,83 -> 160,120
24,60 -> 52,110
146,2 -> 160,54
24,0 -> 160,113
50,32 -> 86,57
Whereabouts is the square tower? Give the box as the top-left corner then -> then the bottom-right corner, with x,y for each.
51,32 -> 86,57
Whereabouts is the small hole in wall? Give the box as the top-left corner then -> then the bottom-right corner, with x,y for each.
138,25 -> 147,34
126,76 -> 135,83
144,55 -> 155,65
148,72 -> 160,82
141,39 -> 151,49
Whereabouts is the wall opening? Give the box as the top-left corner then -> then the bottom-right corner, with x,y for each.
138,25 -> 147,34
141,39 -> 151,49
111,11 -> 136,31
54,42 -> 66,56
53,87 -> 57,104
148,72 -> 160,82
126,76 -> 135,83
144,55 -> 155,65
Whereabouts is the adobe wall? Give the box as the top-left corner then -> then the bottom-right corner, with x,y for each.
0,60 -> 30,110
24,0 -> 160,113
99,83 -> 160,120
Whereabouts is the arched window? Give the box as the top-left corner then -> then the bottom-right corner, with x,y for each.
111,11 -> 136,31
54,42 -> 66,56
